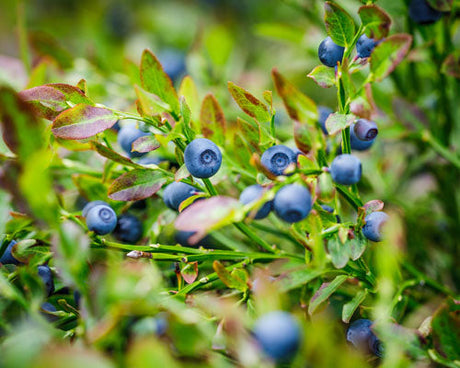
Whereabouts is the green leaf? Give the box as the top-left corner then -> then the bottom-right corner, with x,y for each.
308,275 -> 348,315
134,85 -> 170,117
277,267 -> 326,292
324,2 -> 356,47
178,76 -> 200,126
236,117 -> 261,153
272,69 -> 317,125
308,65 -> 336,88
181,262 -> 198,284
346,231 -> 368,261
358,5 -> 392,40
431,298 -> 460,361
108,169 -> 167,201
370,34 -> 413,82
228,82 -> 271,123
294,120 -> 315,154
73,174 -> 111,202
131,135 -> 161,153
441,53 -> 460,79
327,234 -> 349,269
342,290 -> 368,323
52,104 -> 118,140
213,261 -> 247,291
426,0 -> 452,11
140,49 -> 180,118
200,93 -> 226,146
90,141 -> 143,169
325,113 -> 355,135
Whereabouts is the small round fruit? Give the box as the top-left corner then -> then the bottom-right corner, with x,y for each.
318,106 -> 333,135
38,265 -> 55,296
239,185 -> 272,220
184,138 -> 222,178
409,0 -> 443,25
175,230 -> 212,248
0,240 -> 21,265
353,119 -> 378,141
261,145 -> 297,176
318,36 -> 345,67
86,205 -> 117,235
158,49 -> 186,82
346,319 -> 383,357
117,124 -> 149,158
82,200 -> 109,218
330,154 -> 362,185
274,184 -> 312,223
163,181 -> 201,211
362,211 -> 389,242
253,311 -> 301,361
113,214 -> 143,243
356,34 -> 378,58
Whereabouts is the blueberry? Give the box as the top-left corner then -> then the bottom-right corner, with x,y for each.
0,240 -> 21,265
239,185 -> 272,220
356,35 -> 378,58
409,0 -> 443,25
117,124 -> 149,158
350,131 -> 374,151
253,311 -> 301,361
136,156 -> 164,166
184,138 -> 222,178
273,184 -> 312,223
321,204 -> 334,213
37,265 -> 55,296
175,230 -> 212,248
318,36 -> 345,67
82,200 -> 109,218
163,181 -> 201,211
346,319 -> 383,357
362,211 -> 389,242
261,145 -> 297,176
330,154 -> 362,185
158,49 -> 187,83
40,302 -> 58,322
85,205 -> 117,235
353,119 -> 378,141
113,214 -> 143,244
318,106 -> 333,135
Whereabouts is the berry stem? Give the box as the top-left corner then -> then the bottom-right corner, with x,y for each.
233,222 -> 276,254
202,178 -> 218,196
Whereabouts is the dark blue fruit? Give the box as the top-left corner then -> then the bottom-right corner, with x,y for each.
184,138 -> 222,178
318,106 -> 333,135
409,0 -> 443,25
239,185 -> 272,220
330,154 -> 362,185
82,200 -> 109,217
137,155 -> 164,166
117,124 -> 149,158
85,205 -> 117,235
318,36 -> 345,67
38,265 -> 55,296
346,319 -> 384,357
163,181 -> 201,211
356,34 -> 378,58
253,311 -> 301,361
362,211 -> 389,242
350,120 -> 378,151
261,145 -> 297,176
0,240 -> 21,265
113,214 -> 143,244
273,184 -> 312,223
175,231 -> 212,248
40,302 -> 58,322
158,49 -> 187,82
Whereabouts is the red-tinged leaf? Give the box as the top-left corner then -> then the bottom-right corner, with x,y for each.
325,113 -> 355,135
200,93 -> 226,146
237,117 -> 260,153
134,84 -> 170,117
228,81 -> 271,123
324,2 -> 355,47
181,262 -> 199,284
108,169 -> 167,201
140,49 -> 180,117
233,133 -> 257,175
213,261 -> 247,291
308,275 -> 348,315
359,5 -> 392,40
370,34 -> 413,82
250,153 -> 278,180
294,120 -> 315,154
132,135 -> 160,153
441,53 -> 460,79
174,164 -> 190,182
90,141 -> 143,169
308,65 -> 336,88
363,199 -> 384,214
263,90 -> 273,111
76,79 -> 88,95
18,85 -> 68,120
272,69 -> 317,125
346,231 -> 367,261
52,104 -> 118,140
431,298 -> 460,361
426,0 -> 452,11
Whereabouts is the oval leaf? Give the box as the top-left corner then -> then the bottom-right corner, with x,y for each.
359,5 -> 392,40
52,104 -> 118,140
91,141 -> 143,169
308,65 -> 336,88
327,234 -> 349,269
308,275 -> 348,315
108,169 -> 167,201
325,113 -> 355,135
426,0 -> 452,11
441,53 -> 460,79
181,262 -> 199,284
132,135 -> 161,153
200,93 -> 226,146
324,2 -> 355,47
342,290 -> 368,323
227,82 -> 271,123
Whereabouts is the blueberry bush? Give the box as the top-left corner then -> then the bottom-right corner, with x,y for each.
0,0 -> 459,367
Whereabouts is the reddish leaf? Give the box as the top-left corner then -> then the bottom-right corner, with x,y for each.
91,141 -> 143,169
108,169 -> 167,201
18,86 -> 67,120
228,82 -> 271,123
52,104 -> 118,140
200,93 -> 226,146
363,199 -> 385,214
442,53 -> 460,79
132,135 -> 161,153
359,5 -> 392,40
181,262 -> 199,284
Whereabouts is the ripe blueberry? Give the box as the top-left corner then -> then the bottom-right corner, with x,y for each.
318,36 -> 345,67
346,319 -> 384,357
318,106 -> 333,135
117,124 -> 149,158
40,302 -> 58,322
82,200 -> 109,217
85,204 -> 117,235
273,184 -> 312,223
330,154 -> 362,185
113,214 -> 143,243
409,0 -> 443,25
253,311 -> 301,361
0,240 -> 21,265
356,34 -> 378,58
38,265 -> 55,296
175,230 -> 212,248
158,49 -> 187,82
350,120 -> 378,151
239,185 -> 272,220
184,138 -> 222,178
163,181 -> 201,211
362,211 -> 389,242
137,155 -> 164,166
261,145 -> 297,176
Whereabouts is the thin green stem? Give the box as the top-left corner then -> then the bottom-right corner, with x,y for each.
202,178 -> 218,196
233,222 -> 276,253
